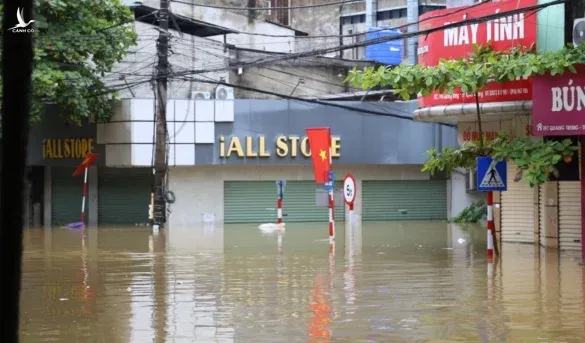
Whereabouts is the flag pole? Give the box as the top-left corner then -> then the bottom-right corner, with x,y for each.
80,166 -> 89,226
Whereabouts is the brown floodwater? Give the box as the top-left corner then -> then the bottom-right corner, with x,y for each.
19,221 -> 585,343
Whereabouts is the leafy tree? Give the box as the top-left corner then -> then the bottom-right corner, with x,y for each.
346,43 -> 585,187
0,0 -> 137,124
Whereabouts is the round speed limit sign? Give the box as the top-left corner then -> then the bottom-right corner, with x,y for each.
343,173 -> 357,206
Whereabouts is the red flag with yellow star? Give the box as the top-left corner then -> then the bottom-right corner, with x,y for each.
306,127 -> 332,184
72,152 -> 100,177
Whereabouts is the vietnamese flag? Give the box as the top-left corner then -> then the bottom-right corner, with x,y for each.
73,152 -> 100,176
306,127 -> 332,184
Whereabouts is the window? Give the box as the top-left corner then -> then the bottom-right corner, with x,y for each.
270,0 -> 290,26
419,5 -> 446,15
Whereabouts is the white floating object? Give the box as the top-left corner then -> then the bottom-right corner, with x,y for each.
257,223 -> 286,233
59,298 -> 69,301
126,287 -> 132,292
457,238 -> 466,244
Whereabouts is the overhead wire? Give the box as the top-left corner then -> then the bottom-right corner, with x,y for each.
157,0 -> 561,78
94,3 -> 549,123
174,75 -> 454,125
167,0 -> 493,40
170,0 -> 364,10
30,0 -> 559,118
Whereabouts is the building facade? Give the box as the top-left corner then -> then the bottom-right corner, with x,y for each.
411,0 -> 583,253
28,100 -> 457,228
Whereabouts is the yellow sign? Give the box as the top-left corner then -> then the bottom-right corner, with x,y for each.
42,138 -> 94,159
219,136 -> 341,158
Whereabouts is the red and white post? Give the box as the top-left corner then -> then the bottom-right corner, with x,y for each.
277,197 -> 283,224
487,191 -> 495,275
80,167 -> 89,225
328,148 -> 335,245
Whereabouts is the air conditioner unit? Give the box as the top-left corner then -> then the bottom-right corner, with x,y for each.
573,18 -> 585,46
215,85 -> 234,100
465,169 -> 477,192
192,91 -> 211,100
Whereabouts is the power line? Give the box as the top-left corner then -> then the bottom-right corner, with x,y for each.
169,0 -> 492,39
160,0 -> 560,78
26,0 -> 488,43
170,0 -> 363,10
175,75 -> 456,127
46,0 -> 556,109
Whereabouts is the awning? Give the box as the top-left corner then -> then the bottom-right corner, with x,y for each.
413,101 -> 533,124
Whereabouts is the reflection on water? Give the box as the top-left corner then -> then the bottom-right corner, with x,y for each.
19,221 -> 585,342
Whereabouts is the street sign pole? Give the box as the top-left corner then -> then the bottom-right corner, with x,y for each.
275,180 -> 286,224
323,170 -> 335,244
343,173 -> 357,224
476,157 -> 507,273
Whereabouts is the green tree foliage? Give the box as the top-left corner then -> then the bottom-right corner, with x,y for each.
0,0 -> 137,124
453,200 -> 486,223
345,43 -> 585,187
424,133 -> 577,188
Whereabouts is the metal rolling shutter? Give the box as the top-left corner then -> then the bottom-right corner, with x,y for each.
501,162 -> 534,243
558,181 -> 581,251
224,181 -> 345,224
51,167 -> 84,227
98,168 -> 152,226
539,184 -> 545,246
362,180 -> 447,221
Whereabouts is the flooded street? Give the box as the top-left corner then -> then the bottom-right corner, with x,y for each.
19,221 -> 585,343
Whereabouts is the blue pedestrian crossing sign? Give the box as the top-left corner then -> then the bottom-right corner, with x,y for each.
476,157 -> 507,192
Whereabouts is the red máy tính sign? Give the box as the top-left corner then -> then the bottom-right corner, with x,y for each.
417,0 -> 537,108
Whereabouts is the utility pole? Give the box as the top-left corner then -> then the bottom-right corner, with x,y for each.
406,0 -> 419,65
365,0 -> 377,29
153,0 -> 170,231
364,0 -> 377,61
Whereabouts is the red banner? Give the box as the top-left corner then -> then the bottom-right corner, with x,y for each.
417,0 -> 537,107
532,64 -> 585,136
305,128 -> 332,184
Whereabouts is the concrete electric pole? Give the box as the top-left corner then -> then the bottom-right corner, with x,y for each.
365,0 -> 377,29
407,0 -> 419,65
153,0 -> 169,230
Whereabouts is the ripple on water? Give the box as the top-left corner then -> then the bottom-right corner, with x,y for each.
18,222 -> 585,342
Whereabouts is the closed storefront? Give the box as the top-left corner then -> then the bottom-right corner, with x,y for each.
362,180 -> 447,221
538,184 -> 545,246
51,167 -> 83,227
558,181 -> 581,251
501,162 -> 534,243
98,168 -> 152,226
224,181 -> 345,224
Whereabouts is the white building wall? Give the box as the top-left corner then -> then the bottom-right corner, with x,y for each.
448,169 -> 483,220
167,164 -> 430,228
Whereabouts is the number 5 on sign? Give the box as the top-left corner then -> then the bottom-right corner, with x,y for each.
343,173 -> 357,209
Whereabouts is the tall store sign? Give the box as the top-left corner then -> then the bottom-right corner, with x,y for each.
417,0 -> 537,107
532,64 -> 585,136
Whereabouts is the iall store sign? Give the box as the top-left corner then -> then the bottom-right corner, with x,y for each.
417,0 -> 537,107
532,64 -> 585,136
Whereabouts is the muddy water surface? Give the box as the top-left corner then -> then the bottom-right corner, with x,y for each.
19,221 -> 585,342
